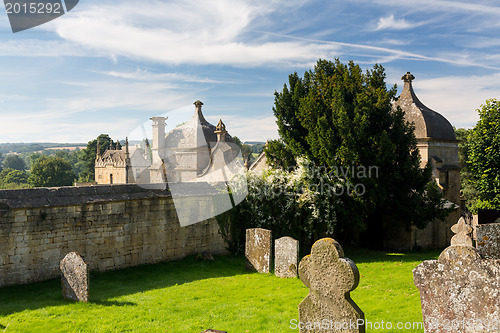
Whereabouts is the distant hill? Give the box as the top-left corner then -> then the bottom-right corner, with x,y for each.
244,141 -> 265,155
244,141 -> 265,145
0,143 -> 86,154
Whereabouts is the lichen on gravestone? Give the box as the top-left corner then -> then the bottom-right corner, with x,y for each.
60,252 -> 89,302
476,219 -> 500,259
298,238 -> 365,333
413,217 -> 500,332
275,236 -> 299,278
245,228 -> 271,273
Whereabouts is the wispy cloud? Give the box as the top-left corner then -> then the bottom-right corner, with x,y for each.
97,69 -> 238,84
363,0 -> 500,16
375,15 -> 418,31
259,31 -> 500,69
0,40 -> 99,57
39,0 -> 343,67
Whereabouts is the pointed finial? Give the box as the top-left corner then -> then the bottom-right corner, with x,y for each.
125,137 -> 129,156
194,100 -> 203,109
214,119 -> 227,142
193,100 -> 208,122
450,216 -> 473,246
402,72 -> 415,83
215,119 -> 226,133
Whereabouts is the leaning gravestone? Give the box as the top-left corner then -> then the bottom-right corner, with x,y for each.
275,236 -> 299,278
60,252 -> 89,302
298,238 -> 365,333
414,217 -> 500,332
476,217 -> 500,259
245,228 -> 272,273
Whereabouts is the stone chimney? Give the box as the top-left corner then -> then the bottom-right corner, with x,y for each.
150,117 -> 167,150
150,117 -> 167,165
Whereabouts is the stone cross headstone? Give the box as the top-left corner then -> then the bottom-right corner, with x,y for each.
298,238 -> 365,333
60,252 -> 89,302
245,228 -> 271,273
476,219 -> 500,259
414,218 -> 500,332
275,236 -> 299,278
450,216 -> 473,246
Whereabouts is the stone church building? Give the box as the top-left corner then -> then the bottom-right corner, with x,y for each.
389,72 -> 461,249
95,100 -> 240,186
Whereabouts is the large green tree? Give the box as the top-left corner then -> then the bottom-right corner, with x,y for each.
0,168 -> 29,188
28,156 -> 76,187
78,134 -> 113,182
3,154 -> 26,171
270,59 -> 450,246
455,128 -> 477,205
466,99 -> 500,212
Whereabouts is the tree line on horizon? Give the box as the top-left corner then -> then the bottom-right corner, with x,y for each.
0,135 -> 123,189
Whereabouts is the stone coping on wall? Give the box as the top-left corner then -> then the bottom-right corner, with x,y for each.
0,182 -> 233,210
0,184 -> 172,210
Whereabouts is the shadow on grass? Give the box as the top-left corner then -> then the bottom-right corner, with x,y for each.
342,246 -> 441,264
0,254 -> 247,317
88,300 -> 136,307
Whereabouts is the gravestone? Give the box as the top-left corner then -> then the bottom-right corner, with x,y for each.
298,238 -> 365,333
60,252 -> 89,302
476,218 -> 500,259
413,217 -> 500,332
275,236 -> 299,278
245,228 -> 271,273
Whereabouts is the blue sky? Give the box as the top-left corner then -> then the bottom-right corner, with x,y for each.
0,0 -> 499,143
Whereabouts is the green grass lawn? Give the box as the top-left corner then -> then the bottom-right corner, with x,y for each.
0,247 -> 439,332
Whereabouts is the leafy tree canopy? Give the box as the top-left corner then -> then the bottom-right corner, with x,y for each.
269,59 -> 450,241
28,156 -> 76,188
3,154 -> 26,171
264,139 -> 296,170
78,134 -> 113,182
466,99 -> 500,212
0,168 -> 29,187
232,136 -> 253,161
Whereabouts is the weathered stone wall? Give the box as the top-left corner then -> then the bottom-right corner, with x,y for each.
0,185 -> 227,287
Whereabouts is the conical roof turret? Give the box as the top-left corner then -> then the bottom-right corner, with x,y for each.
394,72 -> 457,141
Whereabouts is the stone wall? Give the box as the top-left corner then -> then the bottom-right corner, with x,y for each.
0,184 -> 227,287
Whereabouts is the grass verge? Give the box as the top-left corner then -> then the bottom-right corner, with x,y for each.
0,247 -> 439,332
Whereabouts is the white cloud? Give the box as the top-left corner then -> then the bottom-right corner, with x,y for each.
0,40 -> 100,57
41,0 -> 342,67
97,69 -> 234,84
375,15 -> 417,31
